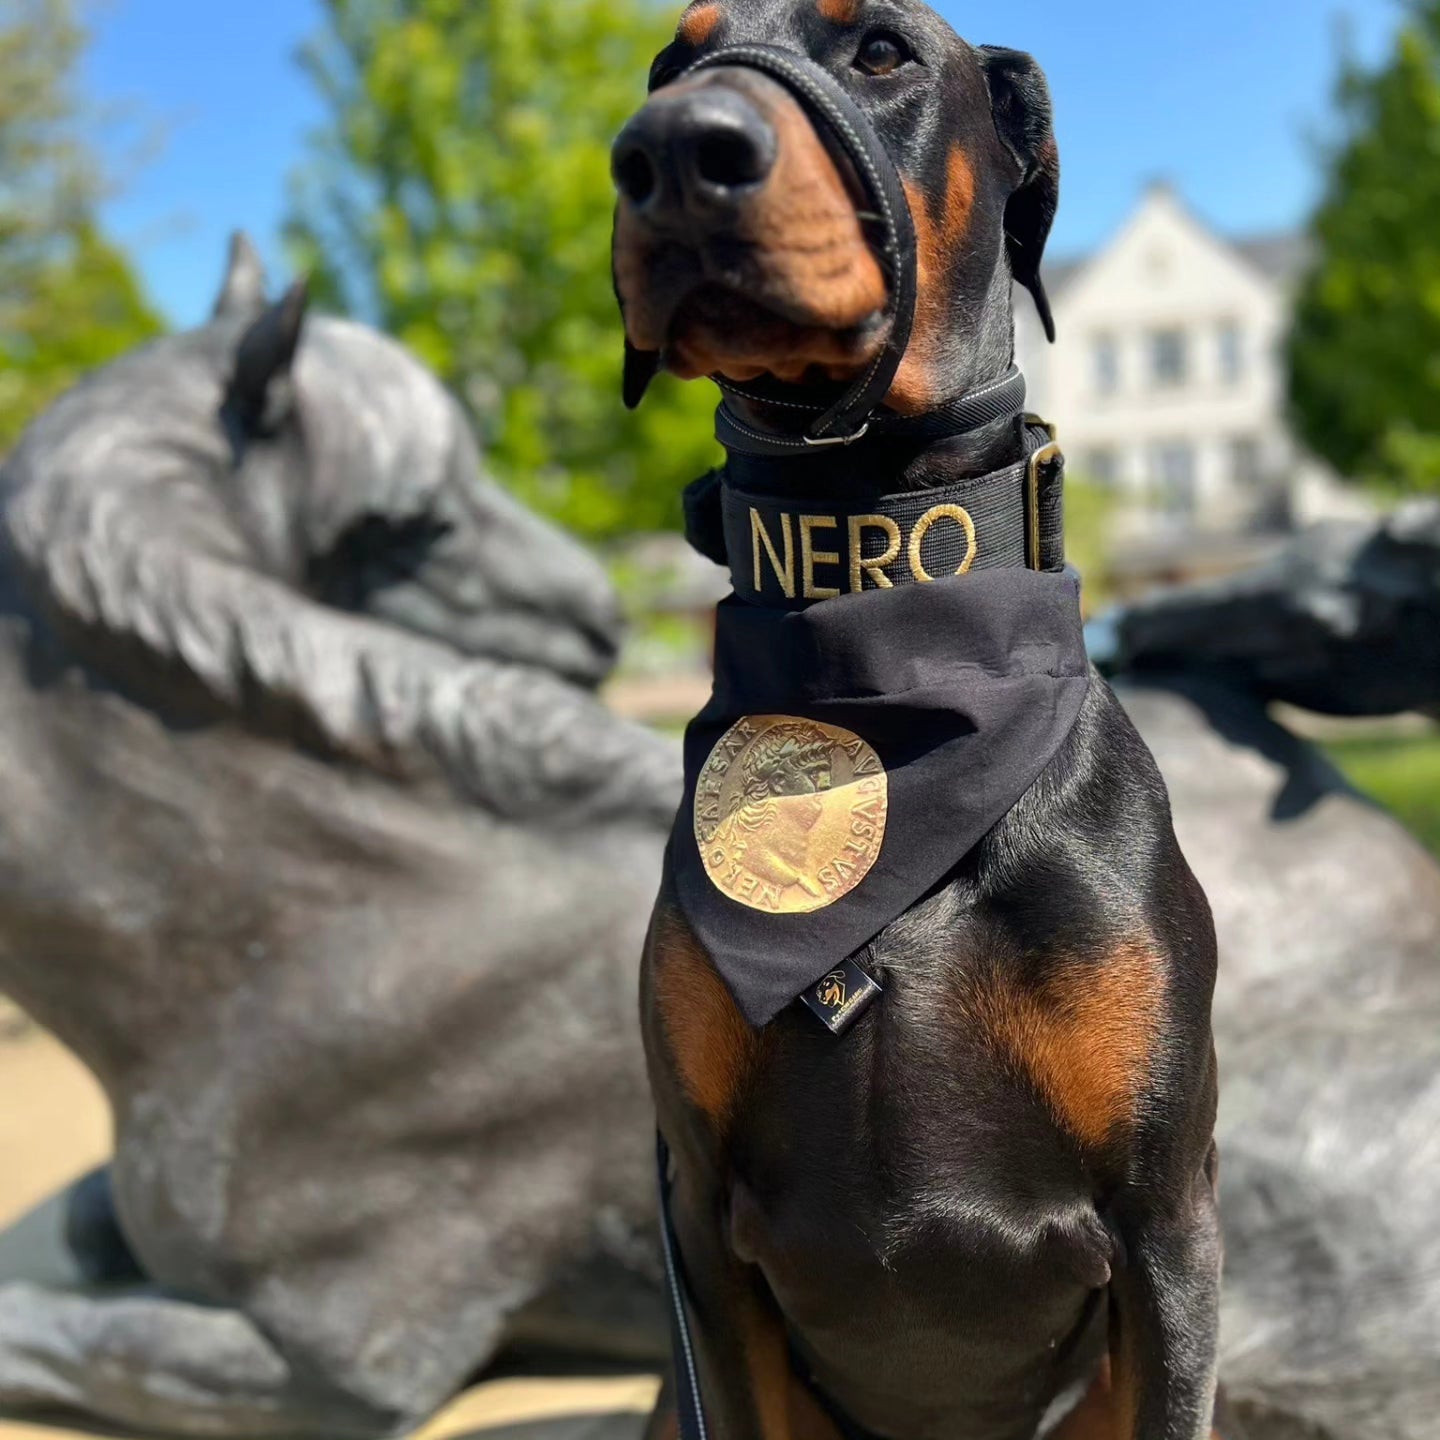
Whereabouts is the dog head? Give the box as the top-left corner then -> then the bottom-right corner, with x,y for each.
611,0 -> 1058,415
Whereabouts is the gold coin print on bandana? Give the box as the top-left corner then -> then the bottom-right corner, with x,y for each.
693,715 -> 888,914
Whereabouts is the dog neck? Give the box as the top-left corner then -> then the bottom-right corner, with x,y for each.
689,396 -> 1063,605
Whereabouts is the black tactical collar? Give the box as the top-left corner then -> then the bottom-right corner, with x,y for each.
685,418 -> 1067,595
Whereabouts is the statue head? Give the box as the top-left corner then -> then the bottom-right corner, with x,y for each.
2,232 -> 622,691
0,236 -> 681,818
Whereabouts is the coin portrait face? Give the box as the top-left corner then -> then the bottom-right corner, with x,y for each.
693,716 -> 888,914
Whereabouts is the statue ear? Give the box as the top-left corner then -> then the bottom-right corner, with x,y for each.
223,281 -> 309,440
981,47 -> 1060,343
213,231 -> 269,320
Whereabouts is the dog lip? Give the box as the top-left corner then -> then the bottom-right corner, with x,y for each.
665,281 -> 885,346
627,235 -> 888,340
661,284 -> 891,387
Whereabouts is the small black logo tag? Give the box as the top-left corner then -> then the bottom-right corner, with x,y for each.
801,956 -> 881,1035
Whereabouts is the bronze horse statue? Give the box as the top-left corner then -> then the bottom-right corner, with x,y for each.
0,236 -> 1437,1440
0,237 -> 680,1437
1112,505 -> 1440,1440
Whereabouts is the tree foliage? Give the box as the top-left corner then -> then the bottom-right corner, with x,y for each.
1289,2 -> 1440,493
0,0 -> 163,450
287,0 -> 720,541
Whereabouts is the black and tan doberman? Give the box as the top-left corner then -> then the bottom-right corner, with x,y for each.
612,3 -> 1222,1439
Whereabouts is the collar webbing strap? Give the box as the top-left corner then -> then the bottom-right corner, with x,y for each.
676,43 -> 917,443
685,420 -> 1065,601
715,367 -> 1028,457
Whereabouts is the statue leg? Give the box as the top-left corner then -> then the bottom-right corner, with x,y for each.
0,1282 -> 407,1438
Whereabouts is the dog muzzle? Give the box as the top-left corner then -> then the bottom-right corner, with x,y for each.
664,43 -> 1026,449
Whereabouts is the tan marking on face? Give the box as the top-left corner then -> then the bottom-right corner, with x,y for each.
677,2 -> 722,45
651,907 -> 764,1127
889,144 -> 978,414
673,82 -> 886,380
962,942 -> 1164,1149
817,0 -> 863,22
941,143 -> 978,247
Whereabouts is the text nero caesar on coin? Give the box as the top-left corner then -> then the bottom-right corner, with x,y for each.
693,715 -> 889,915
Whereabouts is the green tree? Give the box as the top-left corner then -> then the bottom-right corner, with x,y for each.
0,0 -> 163,450
1289,2 -> 1440,493
287,0 -> 721,542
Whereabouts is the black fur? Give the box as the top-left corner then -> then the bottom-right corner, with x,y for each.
980,46 -> 1060,344
645,684 -> 1221,1439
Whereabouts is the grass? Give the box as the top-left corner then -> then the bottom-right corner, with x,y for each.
1323,732 -> 1440,858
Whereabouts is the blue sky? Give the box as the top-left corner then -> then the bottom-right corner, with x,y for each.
85,0 -> 1404,328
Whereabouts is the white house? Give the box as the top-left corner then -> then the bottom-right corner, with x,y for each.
1015,184 -> 1367,548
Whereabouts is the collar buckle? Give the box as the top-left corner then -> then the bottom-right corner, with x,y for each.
802,421 -> 870,448
1026,437 -> 1064,571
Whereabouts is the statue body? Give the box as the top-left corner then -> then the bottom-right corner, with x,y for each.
0,240 -> 680,1436
1111,508 -> 1440,1440
1129,676 -> 1440,1440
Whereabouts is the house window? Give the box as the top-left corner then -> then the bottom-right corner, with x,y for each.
1092,334 -> 1121,395
1083,448 -> 1120,486
1230,436 -> 1261,487
1218,323 -> 1245,385
1150,329 -> 1188,388
1151,442 -> 1197,516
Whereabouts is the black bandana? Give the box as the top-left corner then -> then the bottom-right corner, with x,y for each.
673,563 -> 1089,1028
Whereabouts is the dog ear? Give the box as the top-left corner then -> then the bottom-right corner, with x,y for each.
981,47 -> 1060,343
623,338 -> 661,410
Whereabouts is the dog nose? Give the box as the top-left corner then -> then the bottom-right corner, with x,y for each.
612,84 -> 777,221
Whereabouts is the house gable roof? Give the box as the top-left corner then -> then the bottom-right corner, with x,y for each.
1041,188 -> 1311,305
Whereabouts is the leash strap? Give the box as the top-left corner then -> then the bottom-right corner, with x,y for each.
657,1133 -> 709,1440
685,420 -> 1065,590
675,44 -> 917,443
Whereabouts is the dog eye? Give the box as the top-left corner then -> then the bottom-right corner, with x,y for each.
854,31 -> 913,76
648,54 -> 683,91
